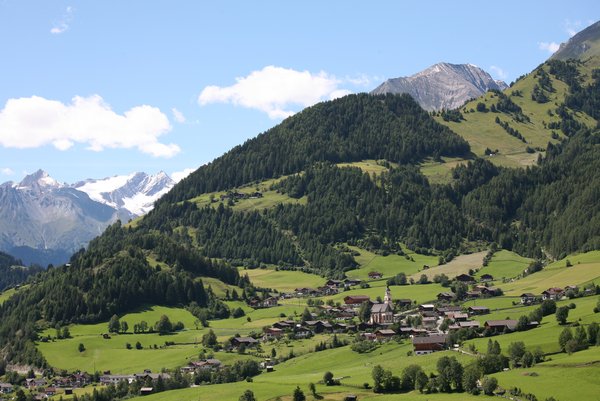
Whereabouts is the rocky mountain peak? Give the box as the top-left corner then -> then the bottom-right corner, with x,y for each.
371,62 -> 508,111
17,169 -> 63,191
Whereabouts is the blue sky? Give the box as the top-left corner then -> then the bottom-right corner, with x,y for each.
0,1 -> 597,183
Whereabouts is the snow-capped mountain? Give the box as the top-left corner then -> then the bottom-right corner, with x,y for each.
73,171 -> 175,217
0,169 -> 180,266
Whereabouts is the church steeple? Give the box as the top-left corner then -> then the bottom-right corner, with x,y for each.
384,286 -> 392,305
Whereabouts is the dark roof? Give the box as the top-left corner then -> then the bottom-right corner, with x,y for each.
521,293 -> 536,297
468,306 -> 490,311
234,336 -> 258,344
485,320 -> 518,329
371,303 -> 392,313
412,334 -> 448,345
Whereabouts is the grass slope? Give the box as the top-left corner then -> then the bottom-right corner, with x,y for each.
475,250 -> 532,281
240,267 -> 325,293
345,246 -> 438,281
410,251 -> 487,281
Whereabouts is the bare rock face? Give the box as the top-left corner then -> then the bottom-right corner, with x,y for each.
371,63 -> 508,111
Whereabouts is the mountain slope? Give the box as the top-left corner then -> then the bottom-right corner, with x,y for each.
371,63 -> 508,111
551,20 -> 600,61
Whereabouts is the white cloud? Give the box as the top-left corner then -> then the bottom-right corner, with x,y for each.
564,19 -> 583,37
539,41 -> 561,54
0,95 -> 179,157
50,6 -> 73,35
198,66 -> 351,119
171,108 -> 186,123
489,65 -> 508,81
1,168 -> 13,176
171,167 -> 194,183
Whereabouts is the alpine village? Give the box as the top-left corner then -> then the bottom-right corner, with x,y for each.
1,11 -> 600,401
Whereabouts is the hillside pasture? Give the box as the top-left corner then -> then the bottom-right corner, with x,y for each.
409,251 -> 486,281
475,249 -> 532,281
240,266 -> 325,292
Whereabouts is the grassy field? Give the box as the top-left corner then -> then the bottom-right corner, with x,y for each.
336,159 -> 391,176
409,251 -> 486,281
466,294 -> 600,354
345,245 -> 438,281
419,156 -> 470,185
0,285 -> 27,304
475,250 -> 532,281
240,266 -> 325,292
501,251 -> 600,296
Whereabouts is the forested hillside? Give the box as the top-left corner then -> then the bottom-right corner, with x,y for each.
0,251 -> 42,292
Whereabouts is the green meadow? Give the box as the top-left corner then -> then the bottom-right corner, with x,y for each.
239,267 -> 325,292
475,250 -> 532,281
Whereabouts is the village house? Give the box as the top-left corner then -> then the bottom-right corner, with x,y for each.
437,292 -> 454,302
396,298 -> 413,308
520,293 -> 537,304
181,359 -> 222,374
360,332 -> 377,342
100,375 -> 134,385
374,329 -> 396,342
484,319 -> 518,333
455,274 -> 475,283
133,372 -> 171,382
325,279 -> 344,289
466,290 -> 482,299
294,326 -> 312,338
369,287 -> 394,325
467,306 -> 490,315
412,334 -> 448,355
436,305 -> 462,316
480,274 -> 494,282
26,378 -> 47,389
344,278 -> 362,287
344,295 -> 371,308
419,304 -> 435,313
458,320 -> 481,329
273,320 -> 294,330
447,312 -> 469,322
368,271 -> 383,280
0,383 -> 13,394
263,327 -> 284,340
232,336 -> 259,348
422,316 -> 438,329
542,287 -> 564,301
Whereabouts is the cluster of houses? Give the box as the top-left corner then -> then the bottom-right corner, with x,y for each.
98,370 -> 171,386
520,285 -> 590,304
218,191 -> 263,201
0,372 -> 93,399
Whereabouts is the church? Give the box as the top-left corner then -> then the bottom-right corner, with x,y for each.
369,286 -> 394,325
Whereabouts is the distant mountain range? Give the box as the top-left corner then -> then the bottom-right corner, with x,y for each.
371,62 -> 508,111
0,170 -> 177,266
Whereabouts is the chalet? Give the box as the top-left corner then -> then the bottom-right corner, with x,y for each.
542,288 -> 564,301
317,286 -> 338,296
360,332 -> 377,342
261,296 -> 279,308
520,293 -> 537,304
458,320 -> 481,329
358,322 -> 376,332
0,383 -> 13,394
26,378 -> 47,389
295,288 -> 319,297
100,375 -> 134,385
325,279 -> 344,288
455,274 -> 475,283
232,336 -> 259,348
419,304 -> 435,313
134,372 -> 171,381
263,327 -> 284,340
294,326 -> 312,338
447,312 -> 469,322
304,320 -> 333,333
44,387 -> 57,396
344,278 -> 362,287
368,271 -> 383,279
273,320 -> 295,330
344,295 -> 370,307
181,359 -> 222,374
484,319 -> 518,333
467,306 -> 490,315
481,287 -> 501,297
437,292 -> 454,302
399,327 -> 428,336
375,329 -> 396,341
422,316 -> 438,329
396,298 -> 413,308
436,305 -> 462,315
466,290 -> 482,299
412,334 -> 448,355
480,274 -> 494,282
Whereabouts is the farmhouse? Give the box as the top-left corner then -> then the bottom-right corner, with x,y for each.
232,336 -> 259,348
437,292 -> 454,302
344,295 -> 371,307
419,304 -> 435,313
375,329 -> 396,341
520,293 -> 537,304
455,274 -> 475,283
542,287 -> 564,300
436,305 -> 462,315
0,383 -> 13,394
412,334 -> 448,355
100,375 -> 134,385
396,298 -> 413,308
480,274 -> 494,282
368,271 -> 383,279
344,278 -> 362,287
484,319 -> 518,333
467,306 -> 490,315
458,320 -> 481,329
263,327 -> 284,340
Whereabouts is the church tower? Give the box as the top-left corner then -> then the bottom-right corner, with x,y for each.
384,286 -> 392,305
